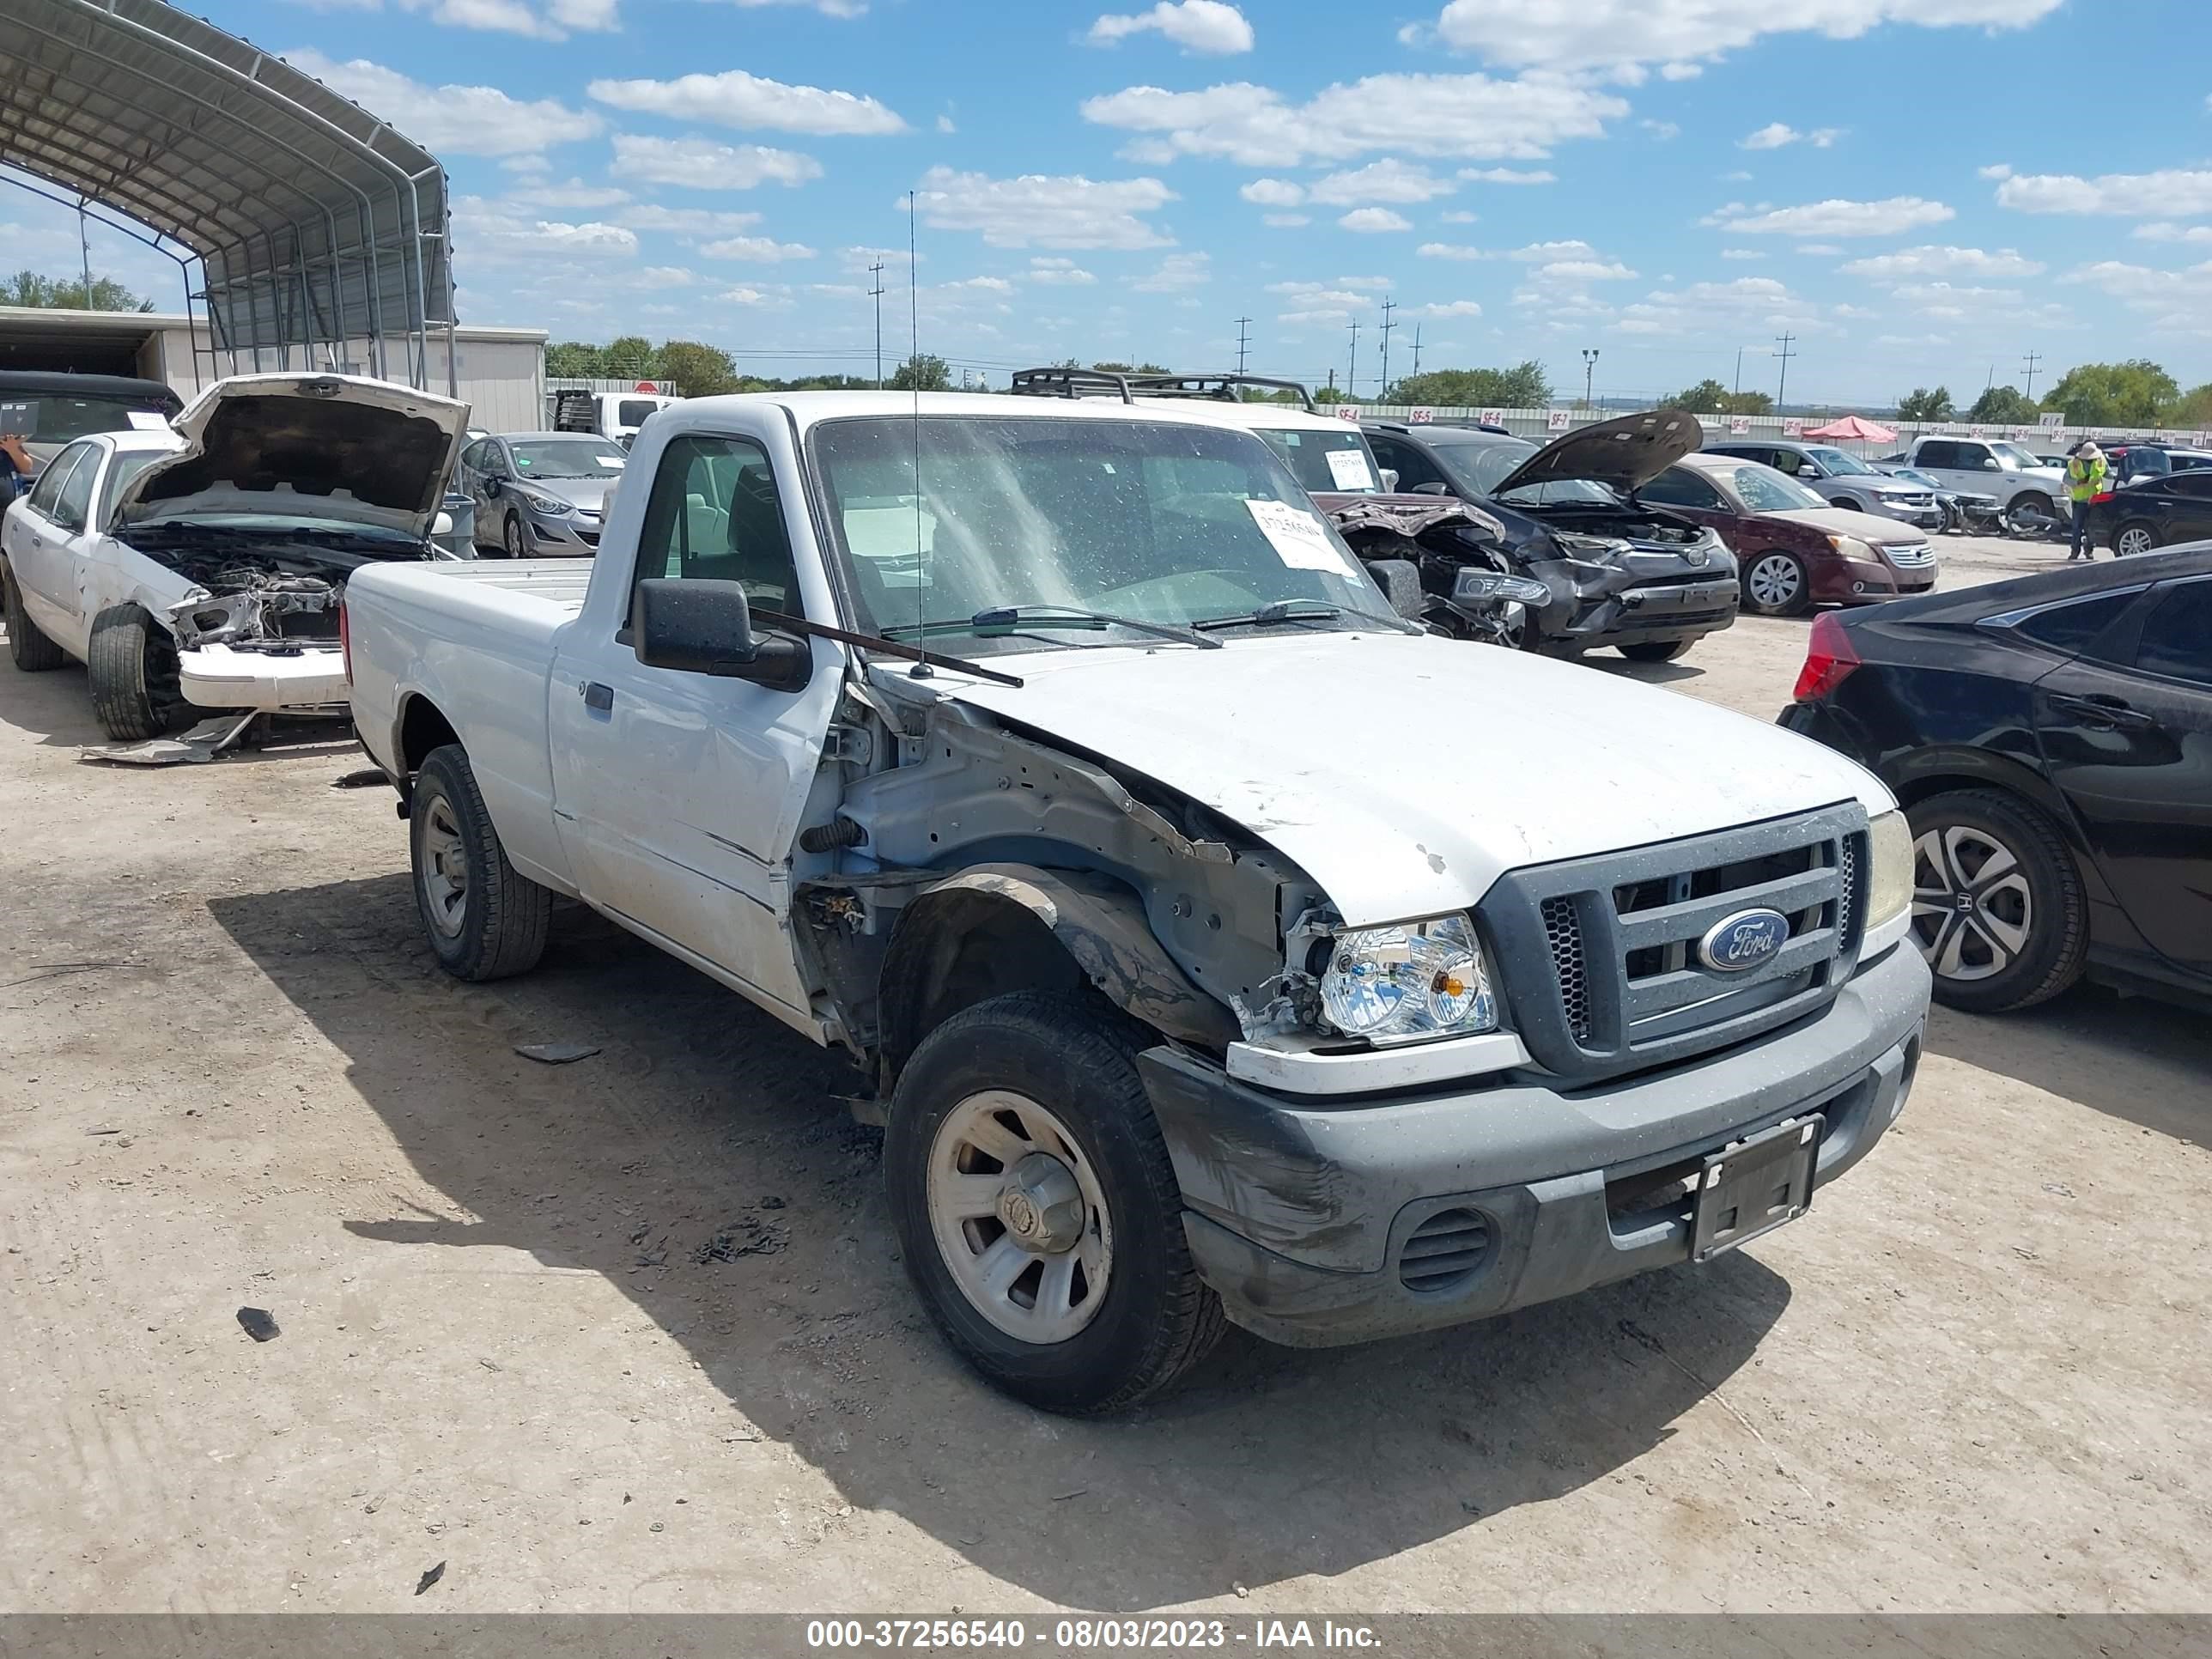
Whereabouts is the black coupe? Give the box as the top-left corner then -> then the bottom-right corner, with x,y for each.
1780,549 -> 2212,1013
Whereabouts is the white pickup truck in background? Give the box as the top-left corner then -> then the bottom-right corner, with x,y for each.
343,392 -> 1931,1414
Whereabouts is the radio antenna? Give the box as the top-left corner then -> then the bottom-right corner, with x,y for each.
907,187 -> 930,678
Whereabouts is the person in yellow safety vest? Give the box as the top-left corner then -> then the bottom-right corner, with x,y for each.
2065,441 -> 2107,562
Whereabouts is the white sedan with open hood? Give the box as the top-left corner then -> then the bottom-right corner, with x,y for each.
0,372 -> 467,742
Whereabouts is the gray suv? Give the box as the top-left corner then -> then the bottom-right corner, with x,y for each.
1705,440 -> 1944,531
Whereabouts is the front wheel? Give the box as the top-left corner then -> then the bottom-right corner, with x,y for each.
1741,550 -> 1811,617
1906,789 -> 2087,1013
1619,638 -> 1692,663
2112,520 -> 2158,557
410,744 -> 552,981
884,991 -> 1225,1415
87,604 -> 179,741
502,514 -> 527,560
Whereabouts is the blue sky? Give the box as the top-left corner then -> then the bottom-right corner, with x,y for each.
12,0 -> 2212,405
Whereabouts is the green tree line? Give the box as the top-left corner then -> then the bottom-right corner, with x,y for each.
4,269 -> 156,312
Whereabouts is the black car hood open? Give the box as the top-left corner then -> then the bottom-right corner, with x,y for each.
1491,406 -> 1705,498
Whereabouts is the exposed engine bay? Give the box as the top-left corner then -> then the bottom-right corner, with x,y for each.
122,533 -> 431,653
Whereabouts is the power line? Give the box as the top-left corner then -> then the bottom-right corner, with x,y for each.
1235,315 -> 1252,375
1377,298 -> 1397,398
2021,350 -> 2043,401
1346,317 -> 1360,399
1773,331 -> 1797,409
867,257 -> 887,390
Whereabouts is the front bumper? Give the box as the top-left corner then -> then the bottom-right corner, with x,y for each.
1138,939 -> 1929,1348
524,513 -> 602,555
1543,571 -> 1741,649
178,642 -> 348,712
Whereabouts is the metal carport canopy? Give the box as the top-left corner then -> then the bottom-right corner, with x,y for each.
0,0 -> 453,390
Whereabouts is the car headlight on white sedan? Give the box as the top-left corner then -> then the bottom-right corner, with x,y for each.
1319,915 -> 1498,1045
1866,809 -> 1912,932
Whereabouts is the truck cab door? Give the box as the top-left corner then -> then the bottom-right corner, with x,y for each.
546,425 -> 846,1018
2032,573 -> 2212,981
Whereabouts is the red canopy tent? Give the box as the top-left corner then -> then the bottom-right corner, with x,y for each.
1801,415 -> 1899,442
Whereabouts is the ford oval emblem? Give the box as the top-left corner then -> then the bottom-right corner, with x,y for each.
1698,908 -> 1790,973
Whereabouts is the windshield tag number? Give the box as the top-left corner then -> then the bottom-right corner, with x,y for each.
1246,497 -> 1352,576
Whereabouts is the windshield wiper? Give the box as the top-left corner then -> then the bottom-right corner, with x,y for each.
1193,598 -> 1417,635
882,605 -> 1221,649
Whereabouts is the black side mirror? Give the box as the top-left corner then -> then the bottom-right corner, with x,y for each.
483,476 -> 501,496
1364,558 -> 1427,621
631,578 -> 811,691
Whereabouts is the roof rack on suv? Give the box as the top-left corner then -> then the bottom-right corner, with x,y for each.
1007,367 -> 1133,404
1122,373 -> 1318,414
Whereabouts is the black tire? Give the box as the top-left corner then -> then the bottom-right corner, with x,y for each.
1741,550 -> 1812,617
2112,520 -> 2159,558
1905,788 -> 2087,1014
87,604 -> 179,740
409,743 -> 552,981
503,514 -> 526,560
884,990 -> 1226,1415
3,560 -> 69,672
1620,638 -> 1693,663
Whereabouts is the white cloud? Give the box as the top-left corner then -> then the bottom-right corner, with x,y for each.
2062,258 -> 2212,330
1310,159 -> 1456,205
1133,252 -> 1211,290
1795,243 -> 1844,255
635,265 -> 696,288
1263,213 -> 1310,228
941,275 -> 1015,293
1334,276 -> 1395,289
1613,274 -> 1825,337
936,114 -> 957,134
545,0 -> 618,26
1642,118 -> 1680,139
502,179 -> 633,211
282,50 -> 602,155
1086,1 -> 1254,54
1996,169 -> 2212,217
617,204 -> 763,234
1838,244 -> 2045,279
1886,280 -> 2026,318
714,0 -> 867,15
1704,196 -> 1954,236
1409,300 -> 1483,318
587,70 -> 904,135
716,286 -> 775,305
1417,242 -> 1490,261
914,166 -> 1176,249
1457,167 -> 1555,185
400,0 -> 563,40
1978,163 -> 2013,180
1425,0 -> 2062,76
2135,222 -> 2212,245
1027,257 -> 1099,285
1080,73 -> 1625,166
1720,247 -> 1765,260
609,135 -> 823,189
1508,240 -> 1595,261
700,234 -> 818,261
1267,281 -> 1375,309
1438,210 -> 1480,224
1239,178 -> 1305,207
1741,122 -> 1797,150
453,197 -> 639,263
1340,208 -> 1413,233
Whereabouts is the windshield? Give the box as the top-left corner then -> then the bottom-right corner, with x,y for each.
1805,445 -> 1878,477
1887,467 -> 1940,489
98,450 -> 168,527
7,394 -> 173,446
513,439 -> 626,479
1989,441 -> 2044,471
1725,465 -> 1828,513
1439,437 -> 1616,505
811,416 -> 1386,657
1255,426 -> 1381,494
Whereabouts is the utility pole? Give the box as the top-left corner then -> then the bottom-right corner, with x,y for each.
1234,315 -> 1252,376
1773,331 -> 1797,410
1734,345 -> 1746,397
1411,323 -> 1424,379
2021,350 -> 2043,401
1377,297 -> 1397,400
1582,347 -> 1601,410
1346,317 -> 1360,400
868,257 -> 887,389
77,194 -> 93,308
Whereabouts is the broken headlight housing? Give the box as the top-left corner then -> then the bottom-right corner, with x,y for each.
1317,915 -> 1498,1046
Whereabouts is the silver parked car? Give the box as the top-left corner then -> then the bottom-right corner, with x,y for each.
1703,439 -> 1946,531
453,431 -> 627,557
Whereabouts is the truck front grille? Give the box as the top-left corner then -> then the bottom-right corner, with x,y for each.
1485,805 -> 1869,1083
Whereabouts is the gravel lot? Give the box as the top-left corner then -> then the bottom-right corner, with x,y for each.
3,532 -> 2207,1616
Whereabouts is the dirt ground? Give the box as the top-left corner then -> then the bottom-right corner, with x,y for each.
3,533 -> 2207,1617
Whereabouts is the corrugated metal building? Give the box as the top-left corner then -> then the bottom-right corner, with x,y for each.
0,305 -> 547,429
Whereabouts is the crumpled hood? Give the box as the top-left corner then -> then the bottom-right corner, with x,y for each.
949,631 -> 1889,923
117,373 -> 470,539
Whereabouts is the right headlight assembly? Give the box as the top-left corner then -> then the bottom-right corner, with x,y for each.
1866,809 -> 1913,933
1317,915 -> 1498,1046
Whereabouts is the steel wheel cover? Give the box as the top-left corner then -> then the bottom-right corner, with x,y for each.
927,1090 -> 1114,1345
419,795 -> 470,939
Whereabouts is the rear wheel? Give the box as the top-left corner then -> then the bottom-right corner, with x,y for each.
410,743 -> 552,981
87,604 -> 179,741
1620,639 -> 1692,663
3,561 -> 69,671
1906,789 -> 2087,1013
885,991 -> 1225,1415
1742,550 -> 1811,617
2113,520 -> 2158,557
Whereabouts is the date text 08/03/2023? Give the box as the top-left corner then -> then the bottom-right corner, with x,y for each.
805,1618 -> 1382,1650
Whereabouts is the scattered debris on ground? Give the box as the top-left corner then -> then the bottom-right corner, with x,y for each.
514,1041 -> 600,1065
235,1307 -> 280,1342
331,769 -> 387,789
695,1214 -> 790,1263
414,1561 -> 445,1595
81,714 -> 256,768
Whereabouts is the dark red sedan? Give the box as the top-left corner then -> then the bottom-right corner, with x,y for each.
1637,453 -> 1941,616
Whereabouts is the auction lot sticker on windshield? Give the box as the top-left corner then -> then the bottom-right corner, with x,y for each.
1247,497 -> 1352,574
1325,447 -> 1376,490
126,410 -> 172,431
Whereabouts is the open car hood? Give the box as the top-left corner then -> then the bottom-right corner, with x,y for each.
115,374 -> 470,539
1492,406 -> 1705,498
